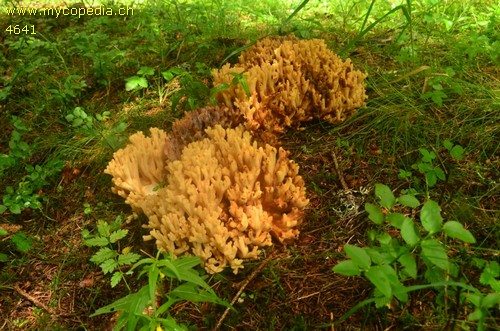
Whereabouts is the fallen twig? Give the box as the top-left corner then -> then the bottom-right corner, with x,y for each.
14,284 -> 57,316
214,251 -> 277,330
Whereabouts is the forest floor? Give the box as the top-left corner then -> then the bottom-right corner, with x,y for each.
0,1 -> 498,330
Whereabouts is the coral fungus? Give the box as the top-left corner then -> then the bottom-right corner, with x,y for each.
212,36 -> 368,137
106,125 -> 308,274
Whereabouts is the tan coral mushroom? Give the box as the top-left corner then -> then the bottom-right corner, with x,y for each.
212,37 -> 368,140
104,128 -> 168,210
139,125 -> 308,274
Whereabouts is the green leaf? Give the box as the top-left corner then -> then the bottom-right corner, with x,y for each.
110,271 -> 123,288
117,252 -> 141,266
125,76 -> 148,91
443,140 -> 453,151
84,236 -> 109,247
401,217 -> 420,246
398,195 -> 420,208
344,245 -> 371,270
137,66 -> 154,76
0,205 -> 7,213
450,145 -> 464,160
482,293 -> 500,309
434,167 -> 446,181
443,221 -> 476,243
419,149 -> 436,162
468,308 -> 484,321
9,204 -> 21,214
0,228 -> 8,236
425,171 -> 437,187
162,70 -> 174,81
332,260 -> 361,276
420,200 -> 442,234
169,282 -> 228,307
421,239 -> 449,271
96,220 -> 111,237
109,229 -> 128,243
365,266 -> 392,299
386,213 -> 405,229
90,285 -> 150,317
90,247 -> 117,264
375,184 -> 396,210
365,203 -> 384,225
480,261 -> 499,286
0,253 -> 8,261
11,232 -> 32,252
100,259 -> 119,274
398,169 -> 412,179
398,252 -> 417,279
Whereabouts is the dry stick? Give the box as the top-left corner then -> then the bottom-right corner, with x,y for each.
383,65 -> 431,86
14,284 -> 57,316
331,151 -> 349,191
214,251 -> 277,330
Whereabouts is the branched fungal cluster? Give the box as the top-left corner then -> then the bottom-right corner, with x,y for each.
105,37 -> 367,273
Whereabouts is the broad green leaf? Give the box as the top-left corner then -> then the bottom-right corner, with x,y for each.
424,265 -> 446,284
401,217 -> 420,246
421,239 -> 449,271
117,252 -> 141,266
375,184 -> 396,210
9,204 -> 21,214
398,252 -> 417,279
365,203 -> 384,225
468,308 -> 484,321
170,283 -> 219,303
11,232 -> 32,252
443,140 -> 453,151
465,293 -> 482,307
125,76 -> 148,91
137,66 -> 154,76
109,229 -> 128,243
373,288 -> 391,308
332,260 -> 361,276
0,228 -> 8,236
90,285 -> 150,331
0,205 -> 7,213
450,145 -> 464,160
365,266 -> 392,299
110,271 -> 123,288
483,293 -> 500,309
480,261 -> 499,286
425,171 -> 437,187
344,245 -> 371,270
90,247 -> 117,264
84,236 -> 109,247
443,221 -> 476,243
421,200 -> 442,234
434,167 -> 446,181
365,247 -> 383,264
376,232 -> 392,245
398,195 -> 420,208
386,213 -> 405,228
100,259 -> 119,274
392,283 -> 409,303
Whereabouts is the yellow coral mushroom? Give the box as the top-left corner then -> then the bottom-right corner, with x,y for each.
212,36 -> 368,139
133,125 -> 308,274
105,123 -> 308,274
104,128 -> 168,209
